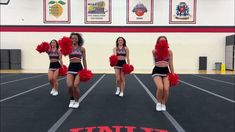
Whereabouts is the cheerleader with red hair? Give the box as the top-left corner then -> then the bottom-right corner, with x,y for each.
66,32 -> 87,109
113,37 -> 130,97
152,36 -> 175,111
47,40 -> 63,96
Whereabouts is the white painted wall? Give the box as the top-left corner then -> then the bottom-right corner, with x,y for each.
1,32 -> 234,72
1,0 -> 234,25
0,0 -> 234,73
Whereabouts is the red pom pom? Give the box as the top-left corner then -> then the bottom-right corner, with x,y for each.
155,39 -> 169,60
58,36 -> 72,56
78,69 -> 93,82
129,65 -> 134,72
36,42 -> 50,53
168,73 -> 179,87
109,55 -> 118,67
122,64 -> 134,74
36,45 -> 43,53
59,65 -> 67,76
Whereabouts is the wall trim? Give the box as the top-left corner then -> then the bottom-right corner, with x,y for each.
0,25 -> 234,32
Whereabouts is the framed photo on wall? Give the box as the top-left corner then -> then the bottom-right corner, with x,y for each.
43,0 -> 71,23
85,0 -> 112,24
127,0 -> 153,24
169,0 -> 197,24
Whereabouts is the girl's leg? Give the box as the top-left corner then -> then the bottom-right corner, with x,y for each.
74,75 -> 81,101
119,71 -> 126,96
48,70 -> 55,94
67,74 -> 75,107
72,75 -> 81,108
53,69 -> 59,90
114,68 -> 121,95
161,76 -> 170,111
153,76 -> 164,111
153,76 -> 164,102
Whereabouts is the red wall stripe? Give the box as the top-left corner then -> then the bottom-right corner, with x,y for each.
0,26 -> 234,33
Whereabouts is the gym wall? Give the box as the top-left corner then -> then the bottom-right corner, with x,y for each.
1,0 -> 234,72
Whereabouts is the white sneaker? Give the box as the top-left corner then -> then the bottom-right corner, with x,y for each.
72,101 -> 79,108
115,88 -> 120,95
68,100 -> 75,108
161,104 -> 166,111
156,103 -> 162,111
52,91 -> 58,96
119,92 -> 124,97
50,89 -> 55,94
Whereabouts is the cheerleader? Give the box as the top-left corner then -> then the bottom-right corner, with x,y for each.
152,36 -> 175,111
48,40 -> 63,96
67,33 -> 87,108
113,37 -> 130,97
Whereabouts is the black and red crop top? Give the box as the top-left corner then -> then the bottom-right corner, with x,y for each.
48,50 -> 59,61
116,47 -> 126,57
155,56 -> 169,63
69,48 -> 82,60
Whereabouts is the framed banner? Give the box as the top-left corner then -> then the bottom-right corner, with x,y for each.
127,0 -> 153,24
169,0 -> 197,24
85,0 -> 112,24
43,0 -> 70,23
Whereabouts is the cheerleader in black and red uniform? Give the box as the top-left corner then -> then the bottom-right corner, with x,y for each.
152,36 -> 175,111
67,33 -> 87,109
113,37 -> 130,97
47,40 -> 63,96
